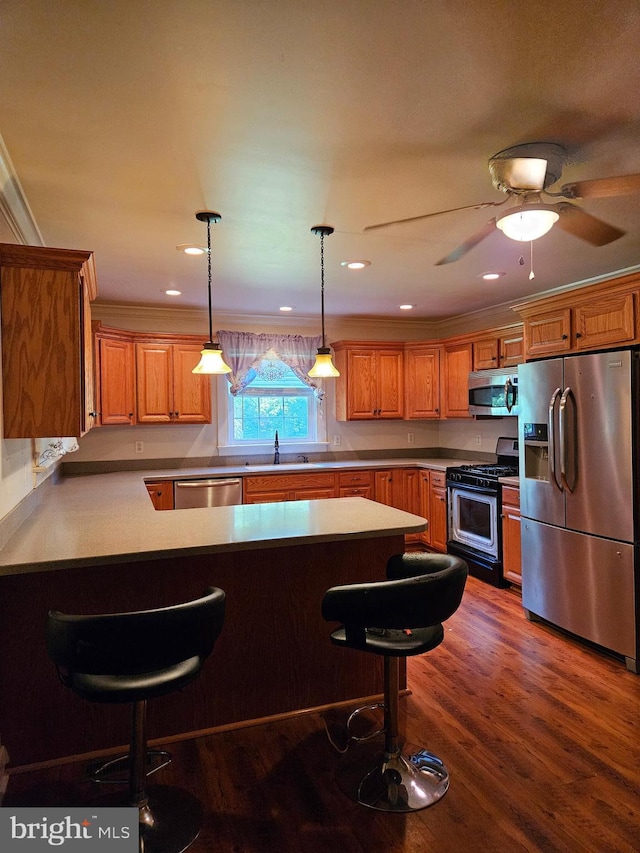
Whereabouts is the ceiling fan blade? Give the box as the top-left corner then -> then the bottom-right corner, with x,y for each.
555,202 -> 625,245
435,218 -> 497,265
560,173 -> 640,199
364,199 -> 506,232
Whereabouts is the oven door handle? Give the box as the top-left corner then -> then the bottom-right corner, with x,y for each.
447,482 -> 497,497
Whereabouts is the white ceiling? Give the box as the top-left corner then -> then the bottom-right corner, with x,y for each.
1,0 -> 640,322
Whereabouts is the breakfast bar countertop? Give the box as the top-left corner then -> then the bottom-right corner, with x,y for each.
0,466 -> 430,577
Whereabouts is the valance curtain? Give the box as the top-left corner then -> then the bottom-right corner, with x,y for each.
217,330 -> 324,397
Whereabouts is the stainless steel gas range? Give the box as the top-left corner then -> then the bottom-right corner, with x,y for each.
446,437 -> 519,587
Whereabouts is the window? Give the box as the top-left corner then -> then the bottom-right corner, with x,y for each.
231,359 -> 317,443
217,350 -> 327,455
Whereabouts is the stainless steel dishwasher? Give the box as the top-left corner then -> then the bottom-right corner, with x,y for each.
173,477 -> 243,509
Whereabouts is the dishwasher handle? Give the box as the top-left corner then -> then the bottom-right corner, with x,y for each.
174,478 -> 242,488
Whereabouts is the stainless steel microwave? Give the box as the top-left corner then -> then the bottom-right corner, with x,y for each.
468,367 -> 518,416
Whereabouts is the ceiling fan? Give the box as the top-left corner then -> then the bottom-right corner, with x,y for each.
364,142 -> 640,265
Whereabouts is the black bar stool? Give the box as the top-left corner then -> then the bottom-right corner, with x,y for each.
322,553 -> 467,812
46,586 -> 225,853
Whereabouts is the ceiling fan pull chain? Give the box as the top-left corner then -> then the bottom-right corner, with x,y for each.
529,240 -> 535,280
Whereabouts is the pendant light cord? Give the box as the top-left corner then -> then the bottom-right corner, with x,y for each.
206,216 -> 214,344
319,230 -> 326,348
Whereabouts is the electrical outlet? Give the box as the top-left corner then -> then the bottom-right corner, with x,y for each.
135,441 -> 144,453
407,432 -> 414,443
333,434 -> 341,446
475,435 -> 482,446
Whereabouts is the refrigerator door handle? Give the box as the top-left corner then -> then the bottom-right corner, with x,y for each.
548,387 -> 563,491
559,386 -> 577,493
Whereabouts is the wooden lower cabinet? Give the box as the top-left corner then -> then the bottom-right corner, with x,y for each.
428,471 -> 448,553
502,485 -> 521,586
243,472 -> 337,504
338,469 -> 372,499
145,480 -> 175,511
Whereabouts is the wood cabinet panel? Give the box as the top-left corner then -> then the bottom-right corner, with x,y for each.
404,345 -> 441,418
136,343 -> 174,423
145,480 -> 175,511
97,336 -> 135,425
499,329 -> 524,367
243,471 -> 337,504
429,476 -> 448,553
442,342 -> 472,418
473,337 -> 499,370
0,244 -> 97,438
172,343 -> 212,423
574,291 -> 635,350
524,308 -> 572,358
333,342 -> 404,420
502,485 -> 522,586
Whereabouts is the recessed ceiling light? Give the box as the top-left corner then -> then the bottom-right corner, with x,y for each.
165,289 -> 182,296
399,304 -> 414,310
479,271 -> 505,280
340,260 -> 371,269
279,306 -> 294,312
176,243 -> 206,255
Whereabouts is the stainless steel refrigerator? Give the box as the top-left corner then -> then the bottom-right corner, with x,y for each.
518,348 -> 638,672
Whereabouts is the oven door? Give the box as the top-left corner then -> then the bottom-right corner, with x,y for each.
447,483 -> 499,559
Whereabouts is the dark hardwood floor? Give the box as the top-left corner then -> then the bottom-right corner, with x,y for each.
5,577 -> 640,852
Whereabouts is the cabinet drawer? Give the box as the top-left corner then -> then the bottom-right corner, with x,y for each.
339,486 -> 372,499
338,470 -> 372,487
243,472 -> 336,494
502,485 -> 520,507
429,470 -> 446,487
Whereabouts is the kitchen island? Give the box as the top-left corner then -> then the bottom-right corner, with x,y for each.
0,472 -> 425,768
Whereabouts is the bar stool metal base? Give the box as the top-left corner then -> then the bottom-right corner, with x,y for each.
96,785 -> 202,853
336,742 -> 449,812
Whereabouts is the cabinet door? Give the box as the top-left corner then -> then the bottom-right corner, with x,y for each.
499,329 -> 524,367
442,342 -> 472,418
172,343 -> 212,423
98,337 -> 135,425
502,488 -> 522,586
345,350 -> 378,418
404,346 -> 441,419
429,472 -> 448,552
377,349 -> 404,418
136,343 -> 173,423
401,468 -> 421,542
297,487 -> 340,500
574,291 -> 636,350
373,469 -> 395,506
418,469 -> 431,546
473,338 -> 499,370
1,261 -> 92,439
524,308 -> 572,358
145,481 -> 175,511
80,279 -> 96,434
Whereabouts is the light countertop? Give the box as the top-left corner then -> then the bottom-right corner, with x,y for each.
0,469 -> 429,577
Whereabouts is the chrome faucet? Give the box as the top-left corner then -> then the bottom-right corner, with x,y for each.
273,430 -> 280,465
297,455 -> 309,464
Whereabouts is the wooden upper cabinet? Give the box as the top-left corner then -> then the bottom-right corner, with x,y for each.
96,334 -> 136,425
0,243 -> 97,439
332,341 -> 404,421
442,341 -> 472,418
404,344 -> 441,419
574,291 -> 635,350
498,328 -> 524,367
514,275 -> 640,360
524,307 -> 572,358
136,341 -> 211,424
473,337 -> 499,370
94,325 -> 211,426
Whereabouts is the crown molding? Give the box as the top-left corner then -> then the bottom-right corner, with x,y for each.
0,135 -> 44,246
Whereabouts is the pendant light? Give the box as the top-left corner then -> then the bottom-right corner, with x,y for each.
192,210 -> 232,375
308,225 -> 340,378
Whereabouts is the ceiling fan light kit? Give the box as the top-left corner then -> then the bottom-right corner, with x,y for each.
365,141 -> 640,266
496,202 -> 560,242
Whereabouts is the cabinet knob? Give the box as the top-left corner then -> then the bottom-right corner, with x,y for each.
562,334 -> 568,340
175,411 -> 179,418
575,332 -> 582,338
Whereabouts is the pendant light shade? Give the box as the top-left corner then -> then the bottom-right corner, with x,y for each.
308,225 -> 339,378
496,202 -> 559,242
192,210 -> 231,375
